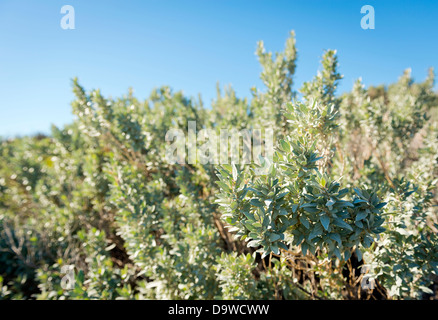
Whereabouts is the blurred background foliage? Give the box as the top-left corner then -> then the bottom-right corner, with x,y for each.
0,31 -> 437,300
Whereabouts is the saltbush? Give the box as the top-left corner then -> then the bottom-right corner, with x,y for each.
0,31 -> 437,300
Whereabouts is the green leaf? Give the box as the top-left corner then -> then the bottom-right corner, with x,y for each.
280,139 -> 290,152
375,202 -> 387,209
333,247 -> 342,260
292,204 -> 299,213
269,233 -> 281,242
419,286 -> 434,295
355,211 -> 367,221
355,220 -> 364,228
329,233 -> 342,245
372,226 -> 386,234
356,248 -> 363,262
247,240 -> 261,247
278,241 -> 289,250
353,188 -> 364,198
302,207 -> 320,214
253,222 -> 262,229
245,221 -> 259,232
320,215 -> 330,231
333,218 -> 353,231
242,211 -> 255,221
308,223 -> 323,240
250,199 -> 264,207
277,191 -> 289,199
278,208 -> 288,216
232,163 -> 238,181
216,181 -> 231,192
301,243 -> 309,256
300,203 -> 317,208
299,216 -> 310,229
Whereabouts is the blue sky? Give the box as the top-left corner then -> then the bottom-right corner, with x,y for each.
0,0 -> 437,137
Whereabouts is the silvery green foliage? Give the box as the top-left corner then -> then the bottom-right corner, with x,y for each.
215,251 -> 303,299
0,31 -> 437,300
36,228 -> 135,300
215,252 -> 260,299
215,118 -> 387,262
363,131 -> 438,298
336,68 -> 438,299
251,31 -> 297,134
215,39 -> 385,264
364,178 -> 438,298
0,276 -> 12,299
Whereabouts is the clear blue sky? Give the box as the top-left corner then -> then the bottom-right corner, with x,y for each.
0,0 -> 437,137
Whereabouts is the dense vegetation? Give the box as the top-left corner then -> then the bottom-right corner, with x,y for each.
1,31 -> 437,300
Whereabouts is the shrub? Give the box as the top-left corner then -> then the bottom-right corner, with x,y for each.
0,31 -> 437,300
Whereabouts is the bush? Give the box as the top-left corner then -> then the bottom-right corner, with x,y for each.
0,31 -> 437,300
